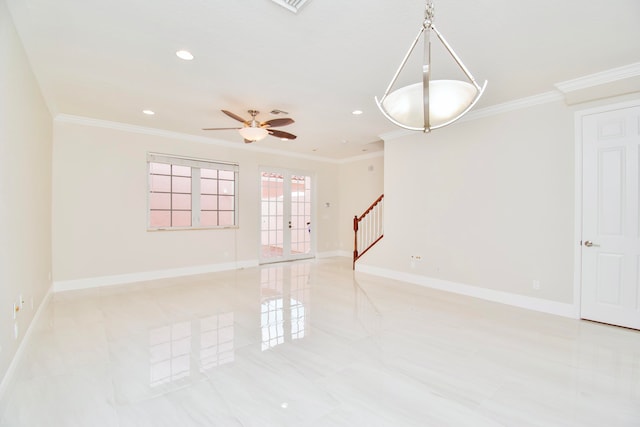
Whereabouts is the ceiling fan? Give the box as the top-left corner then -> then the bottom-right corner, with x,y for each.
203,109 -> 297,143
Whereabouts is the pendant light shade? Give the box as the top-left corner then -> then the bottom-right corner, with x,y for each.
376,1 -> 487,132
382,80 -> 478,128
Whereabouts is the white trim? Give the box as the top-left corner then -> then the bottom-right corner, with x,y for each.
556,62 -> 640,94
317,250 -> 350,259
379,63 -> 640,143
573,106 -> 584,320
0,285 -> 53,412
54,114 -> 345,163
337,150 -> 384,164
379,91 -> 564,142
355,264 -> 579,318
53,260 -> 259,292
378,127 -> 410,142
571,96 -> 640,322
461,92 -> 564,122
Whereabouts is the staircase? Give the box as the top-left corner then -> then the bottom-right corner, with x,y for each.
353,194 -> 384,269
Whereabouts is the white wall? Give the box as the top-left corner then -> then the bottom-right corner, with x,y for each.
0,0 -> 52,389
362,100 -> 575,304
338,153 -> 384,254
52,120 -> 341,284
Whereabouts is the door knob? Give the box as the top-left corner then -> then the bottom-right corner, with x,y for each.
584,240 -> 599,247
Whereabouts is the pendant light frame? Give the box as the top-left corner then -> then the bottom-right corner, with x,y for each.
375,1 -> 487,133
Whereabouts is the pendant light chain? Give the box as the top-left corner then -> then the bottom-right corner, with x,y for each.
425,0 -> 435,26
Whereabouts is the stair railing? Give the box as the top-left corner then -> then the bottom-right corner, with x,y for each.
353,194 -> 384,269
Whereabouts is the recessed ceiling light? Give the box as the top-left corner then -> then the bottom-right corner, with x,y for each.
352,110 -> 363,115
281,138 -> 289,141
142,110 -> 155,115
176,50 -> 194,61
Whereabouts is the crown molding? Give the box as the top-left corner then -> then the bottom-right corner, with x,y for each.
54,114 -> 347,164
378,91 -> 564,142
54,114 -> 385,164
555,62 -> 640,93
461,91 -> 564,122
55,63 -> 640,156
379,63 -> 640,142
338,150 -> 384,164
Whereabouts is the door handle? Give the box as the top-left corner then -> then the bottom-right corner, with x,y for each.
584,240 -> 600,247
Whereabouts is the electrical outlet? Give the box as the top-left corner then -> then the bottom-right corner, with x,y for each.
532,280 -> 541,290
410,255 -> 422,269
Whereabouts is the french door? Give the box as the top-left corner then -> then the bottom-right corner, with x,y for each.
581,103 -> 640,330
260,169 -> 314,263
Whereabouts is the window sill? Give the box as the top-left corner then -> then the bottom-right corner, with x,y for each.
147,226 -> 239,232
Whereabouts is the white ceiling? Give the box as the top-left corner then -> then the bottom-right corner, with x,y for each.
6,0 -> 640,160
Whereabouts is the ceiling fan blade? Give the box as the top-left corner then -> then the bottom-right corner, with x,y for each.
202,127 -> 241,130
222,110 -> 248,124
262,118 -> 294,128
244,139 -> 253,144
268,129 -> 297,140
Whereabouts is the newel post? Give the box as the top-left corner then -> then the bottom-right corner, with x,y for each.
353,215 -> 359,269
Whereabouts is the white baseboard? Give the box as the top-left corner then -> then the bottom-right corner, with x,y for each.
0,285 -> 53,413
355,264 -> 579,319
316,250 -> 351,259
53,259 -> 259,292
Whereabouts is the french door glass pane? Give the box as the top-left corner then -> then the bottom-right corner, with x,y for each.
260,171 -> 312,261
290,175 -> 311,255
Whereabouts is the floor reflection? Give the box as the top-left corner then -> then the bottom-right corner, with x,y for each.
146,262 -> 312,387
260,263 -> 311,351
354,279 -> 382,335
3,258 -> 640,426
149,312 -> 235,387
149,321 -> 191,387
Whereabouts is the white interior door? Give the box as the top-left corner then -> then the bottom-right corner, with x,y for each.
581,104 -> 640,330
260,170 -> 313,263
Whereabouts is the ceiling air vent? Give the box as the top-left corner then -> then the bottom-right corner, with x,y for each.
271,0 -> 311,14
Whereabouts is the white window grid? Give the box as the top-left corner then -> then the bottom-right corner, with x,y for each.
147,153 -> 239,230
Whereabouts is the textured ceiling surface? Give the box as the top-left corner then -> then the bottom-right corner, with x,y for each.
6,0 -> 640,159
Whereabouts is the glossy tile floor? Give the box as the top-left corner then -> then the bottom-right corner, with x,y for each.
1,258 -> 639,426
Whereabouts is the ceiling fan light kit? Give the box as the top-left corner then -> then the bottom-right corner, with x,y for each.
203,109 -> 297,143
375,0 -> 487,133
238,126 -> 269,142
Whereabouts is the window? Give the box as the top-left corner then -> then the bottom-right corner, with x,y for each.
147,153 -> 239,229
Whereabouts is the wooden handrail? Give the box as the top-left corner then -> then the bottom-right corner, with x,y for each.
357,193 -> 385,221
353,194 -> 384,269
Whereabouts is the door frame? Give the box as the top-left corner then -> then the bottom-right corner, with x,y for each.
572,97 -> 640,320
258,166 -> 316,264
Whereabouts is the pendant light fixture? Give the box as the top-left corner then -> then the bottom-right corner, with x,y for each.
375,0 -> 487,132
